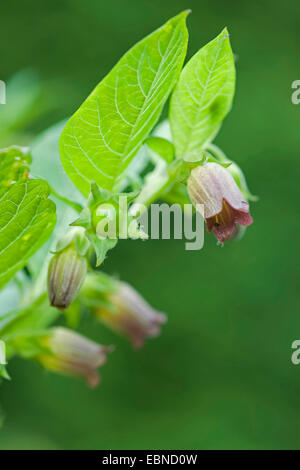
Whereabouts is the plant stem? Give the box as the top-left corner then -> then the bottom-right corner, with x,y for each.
206,143 -> 229,163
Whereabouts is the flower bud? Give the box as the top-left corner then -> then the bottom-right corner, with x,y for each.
187,162 -> 253,243
48,246 -> 87,309
37,327 -> 114,387
95,281 -> 167,349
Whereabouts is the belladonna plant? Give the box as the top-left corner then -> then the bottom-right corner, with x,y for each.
0,11 -> 256,400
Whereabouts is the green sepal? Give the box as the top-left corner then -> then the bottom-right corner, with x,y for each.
90,181 -> 113,205
71,182 -> 114,231
87,232 -> 118,267
54,227 -> 91,256
70,207 -> 91,230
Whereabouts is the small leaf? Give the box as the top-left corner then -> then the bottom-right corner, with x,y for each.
60,11 -> 189,196
0,146 -> 31,197
0,179 -> 56,289
170,28 -> 235,159
146,137 -> 174,164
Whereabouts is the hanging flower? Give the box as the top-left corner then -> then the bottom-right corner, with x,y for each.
37,327 -> 114,387
187,162 -> 253,243
95,281 -> 167,348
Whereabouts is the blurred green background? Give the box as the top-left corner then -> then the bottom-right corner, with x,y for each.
0,0 -> 299,450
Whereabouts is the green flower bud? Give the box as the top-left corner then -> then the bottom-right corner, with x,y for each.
48,246 -> 87,310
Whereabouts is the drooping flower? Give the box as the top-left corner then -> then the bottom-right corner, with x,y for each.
48,245 -> 87,310
187,162 -> 253,243
95,281 -> 167,349
37,327 -> 114,387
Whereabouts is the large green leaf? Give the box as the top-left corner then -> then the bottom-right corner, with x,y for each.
60,11 -> 189,196
0,179 -> 56,289
170,28 -> 235,159
0,146 -> 31,197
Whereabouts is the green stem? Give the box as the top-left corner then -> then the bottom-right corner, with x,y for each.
129,162 -> 181,216
206,143 -> 229,163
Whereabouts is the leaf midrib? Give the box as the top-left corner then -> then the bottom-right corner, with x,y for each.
120,22 -> 182,167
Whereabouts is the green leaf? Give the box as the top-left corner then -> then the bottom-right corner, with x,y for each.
146,136 -> 174,164
0,309 -> 27,334
0,295 -> 58,337
0,295 -> 60,361
170,28 -> 235,159
0,179 -> 56,289
0,146 -> 31,197
60,11 -> 189,196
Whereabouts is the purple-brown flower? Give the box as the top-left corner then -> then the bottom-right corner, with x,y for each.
187,162 -> 253,243
37,327 -> 114,387
96,282 -> 167,348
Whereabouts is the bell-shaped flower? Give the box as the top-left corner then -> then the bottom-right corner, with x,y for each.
187,162 -> 253,243
37,327 -> 114,387
96,282 -> 167,348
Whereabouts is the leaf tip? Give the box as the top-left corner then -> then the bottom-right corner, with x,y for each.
170,9 -> 191,26
179,9 -> 192,21
220,27 -> 230,39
